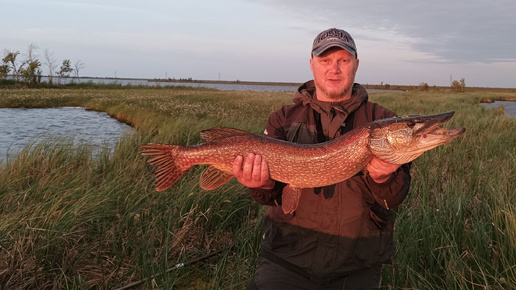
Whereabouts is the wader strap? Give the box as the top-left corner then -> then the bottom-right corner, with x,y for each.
260,248 -> 310,279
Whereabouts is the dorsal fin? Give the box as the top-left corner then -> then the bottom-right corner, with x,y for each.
199,127 -> 254,143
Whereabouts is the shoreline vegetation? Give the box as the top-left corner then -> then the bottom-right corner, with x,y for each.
0,83 -> 515,289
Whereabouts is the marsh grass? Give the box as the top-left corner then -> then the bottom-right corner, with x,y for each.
0,87 -> 514,289
374,91 -> 516,289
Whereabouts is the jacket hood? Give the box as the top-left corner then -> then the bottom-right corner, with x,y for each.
293,80 -> 369,139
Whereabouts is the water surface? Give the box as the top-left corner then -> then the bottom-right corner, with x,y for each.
41,77 -> 301,92
480,101 -> 516,117
40,77 -> 398,92
0,107 -> 133,162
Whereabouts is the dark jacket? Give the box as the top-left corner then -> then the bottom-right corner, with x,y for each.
249,81 -> 411,283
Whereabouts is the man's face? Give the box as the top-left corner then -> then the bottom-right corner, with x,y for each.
310,47 -> 359,102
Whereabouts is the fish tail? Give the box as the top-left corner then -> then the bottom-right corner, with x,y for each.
140,143 -> 192,191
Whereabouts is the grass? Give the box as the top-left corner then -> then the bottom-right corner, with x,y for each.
0,85 -> 515,289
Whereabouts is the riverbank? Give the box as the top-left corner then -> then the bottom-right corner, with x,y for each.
0,87 -> 515,289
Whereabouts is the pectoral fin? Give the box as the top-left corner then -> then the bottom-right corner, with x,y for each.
281,185 -> 302,214
200,166 -> 234,190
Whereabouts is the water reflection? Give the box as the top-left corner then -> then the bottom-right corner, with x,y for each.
0,107 -> 133,162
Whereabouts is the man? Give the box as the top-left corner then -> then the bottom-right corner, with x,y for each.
233,28 -> 411,289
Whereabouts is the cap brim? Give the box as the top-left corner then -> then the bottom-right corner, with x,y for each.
312,43 -> 356,57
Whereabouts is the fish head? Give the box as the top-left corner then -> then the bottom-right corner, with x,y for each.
368,111 -> 465,164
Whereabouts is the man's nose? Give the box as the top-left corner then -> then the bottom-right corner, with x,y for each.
329,62 -> 341,73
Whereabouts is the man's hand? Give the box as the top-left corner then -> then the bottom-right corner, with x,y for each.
232,153 -> 275,189
367,158 -> 401,183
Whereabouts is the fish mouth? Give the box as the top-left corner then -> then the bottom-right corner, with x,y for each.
412,111 -> 466,138
423,127 -> 466,138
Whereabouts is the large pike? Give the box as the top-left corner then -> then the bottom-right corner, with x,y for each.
141,111 -> 465,214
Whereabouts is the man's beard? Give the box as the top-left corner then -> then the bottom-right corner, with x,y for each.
314,77 -> 353,101
318,81 -> 353,101
320,87 -> 352,100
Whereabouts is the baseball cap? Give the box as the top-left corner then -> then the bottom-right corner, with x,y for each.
311,28 -> 357,57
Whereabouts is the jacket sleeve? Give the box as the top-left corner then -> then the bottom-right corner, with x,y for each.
364,103 -> 412,209
366,162 -> 411,209
249,181 -> 286,206
248,109 -> 287,205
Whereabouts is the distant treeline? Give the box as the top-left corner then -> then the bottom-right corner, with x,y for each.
1,43 -> 84,85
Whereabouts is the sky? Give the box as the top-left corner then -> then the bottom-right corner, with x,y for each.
1,0 -> 515,88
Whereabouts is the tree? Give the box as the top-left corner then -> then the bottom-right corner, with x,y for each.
44,49 -> 58,84
418,82 -> 429,91
20,60 -> 42,84
19,44 -> 42,84
451,78 -> 466,92
0,61 -> 10,79
2,50 -> 21,80
57,59 -> 73,84
73,59 -> 85,83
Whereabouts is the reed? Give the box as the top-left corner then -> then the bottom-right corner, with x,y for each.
0,86 -> 514,289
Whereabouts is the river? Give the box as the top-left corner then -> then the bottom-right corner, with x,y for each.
44,77 -> 301,92
0,107 -> 133,163
43,77 -> 403,92
480,100 -> 516,117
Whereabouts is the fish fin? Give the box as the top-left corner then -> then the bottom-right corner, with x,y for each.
140,143 -> 190,191
200,127 -> 254,143
281,185 -> 302,214
200,166 -> 234,190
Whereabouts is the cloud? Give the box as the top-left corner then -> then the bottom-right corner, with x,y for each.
246,0 -> 516,64
3,0 -> 514,87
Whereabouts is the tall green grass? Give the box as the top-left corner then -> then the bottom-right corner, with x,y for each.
375,92 -> 515,289
0,87 -> 514,289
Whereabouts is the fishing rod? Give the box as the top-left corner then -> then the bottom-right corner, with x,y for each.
114,246 -> 231,290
